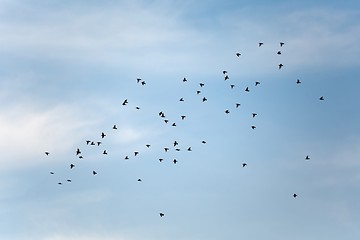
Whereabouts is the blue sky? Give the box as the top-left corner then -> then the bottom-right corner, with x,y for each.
0,0 -> 360,239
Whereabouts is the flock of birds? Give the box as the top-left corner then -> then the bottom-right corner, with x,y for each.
46,42 -> 325,218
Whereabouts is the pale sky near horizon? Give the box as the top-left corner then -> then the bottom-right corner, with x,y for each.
0,0 -> 360,239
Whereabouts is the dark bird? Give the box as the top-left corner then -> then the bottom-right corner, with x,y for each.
236,52 -> 241,57
202,140 -> 206,144
174,141 -> 178,147
137,78 -> 142,83
278,64 -> 284,69
79,156 -> 83,159
277,51 -> 282,55
179,98 -> 184,102
97,141 -> 102,146
92,170 -> 97,175
202,97 -> 207,102
58,182 -> 62,185
251,125 -> 256,129
242,163 -> 247,167
173,159 -> 178,164
225,110 -> 230,114
305,155 -> 310,160
160,213 -> 165,217
255,81 -> 260,86
296,79 -> 301,84
113,125 -> 117,130
76,148 -> 81,155
86,140 -> 91,145
236,103 -> 241,108
146,144 -> 151,148
230,84 -> 235,89
101,132 -> 106,138
187,147 -> 192,151
134,151 -> 139,156
164,148 -> 169,152
280,42 -> 285,47
172,123 -> 176,127
245,87 -> 249,92
91,141 -> 95,145
159,111 -> 164,117
141,81 -> 146,85
252,113 -> 257,118
259,42 -> 264,47
200,83 -> 205,87
164,119 -> 169,124
136,106 -> 140,110
137,178 -> 142,182
159,158 -> 163,162
223,70 -> 227,74
319,96 -> 324,101
103,150 -> 108,155
224,75 -> 229,81
175,148 -> 180,151
181,115 -> 186,120
45,152 -> 50,156
50,172 -> 54,174
183,77 -> 187,82
67,179 -> 72,182
122,99 -> 128,105
70,164 -> 75,169
125,156 -> 129,160
293,193 -> 298,198
196,90 -> 201,94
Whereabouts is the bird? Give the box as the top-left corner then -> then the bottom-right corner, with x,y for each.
293,193 -> 298,198
225,110 -> 230,114
277,51 -> 282,55
172,123 -> 176,127
202,97 -> 207,102
179,98 -> 184,102
58,182 -> 62,185
164,119 -> 169,124
125,156 -> 129,160
319,96 -> 324,101
223,70 -> 227,74
91,141 -> 95,145
174,141 -> 178,147
86,140 -> 91,145
196,90 -> 201,95
137,178 -> 142,182
245,87 -> 249,92
45,152 -> 50,156
236,52 -> 241,57
175,148 -> 180,151
183,77 -> 187,82
164,147 -> 169,152
122,99 -> 128,105
141,81 -> 146,85
187,147 -> 192,151
255,81 -> 260,86
136,106 -> 140,110
70,164 -> 75,169
146,144 -> 151,148
224,75 -> 229,81
136,78 -> 142,83
278,64 -> 284,69
296,79 -> 301,84
67,179 -> 72,182
236,103 -> 241,108
252,113 -> 257,118
230,84 -> 235,89
159,213 -> 165,217
259,42 -> 264,47
251,125 -> 256,129
280,42 -> 285,47
305,155 -> 310,160
92,170 -> 97,175
76,148 -> 81,155
97,141 -> 102,146
200,83 -> 205,87
79,156 -> 83,159
242,163 -> 247,167
181,115 -> 186,120
159,158 -> 164,162
201,140 -> 207,144
101,132 -> 106,138
50,172 -> 54,174
173,159 -> 178,164
134,151 -> 139,156
103,150 -> 108,155
113,125 -> 117,130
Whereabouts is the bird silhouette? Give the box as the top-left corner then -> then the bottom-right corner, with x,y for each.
305,155 -> 310,160
172,123 -> 176,127
179,98 -> 184,102
136,106 -> 140,110
225,110 -> 230,114
67,179 -> 71,182
202,97 -> 207,102
293,193 -> 298,198
202,140 -> 207,144
122,99 -> 128,105
252,113 -> 257,118
137,178 -> 142,182
103,150 -> 108,155
187,147 -> 192,151
196,90 -> 201,95
242,163 -> 247,167
255,81 -> 260,86
160,213 -> 165,217
91,141 -> 95,145
236,103 -> 241,108
230,84 -> 235,89
251,125 -> 256,129
76,148 -> 81,155
164,120 -> 169,124
97,141 -> 102,146
236,52 -> 241,57
164,147 -> 169,152
183,77 -> 187,82
125,156 -> 129,160
223,70 -> 227,74
200,83 -> 205,87
245,87 -> 249,92
174,141 -> 178,147
319,96 -> 324,100
146,144 -> 151,148
280,42 -> 285,47
113,125 -> 117,130
259,42 -> 264,47
134,151 -> 139,156
86,140 -> 91,145
93,170 -> 97,175
278,64 -> 284,69
277,51 -> 282,55
175,148 -> 180,151
50,172 -> 54,174
70,164 -> 75,169
79,156 -> 83,159
141,81 -> 146,85
58,182 -> 62,185
136,78 -> 141,83
45,152 -> 50,156
159,158 -> 164,162
181,115 -> 186,120
173,159 -> 178,164
101,132 -> 106,138
224,75 -> 229,81
296,79 -> 301,84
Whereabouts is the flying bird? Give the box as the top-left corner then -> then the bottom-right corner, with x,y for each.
173,159 -> 178,164
251,125 -> 256,129
245,87 -> 249,92
76,148 -> 81,155
200,83 -> 205,87
141,81 -> 146,85
236,52 -> 241,57
164,119 -> 169,124
183,77 -> 187,82
136,106 -> 140,110
277,51 -> 282,55
225,110 -> 230,114
174,141 -> 178,147
175,148 -> 180,151
113,125 -> 117,130
305,155 -> 310,160
172,123 -> 176,127
134,151 -> 139,156
259,42 -> 264,47
201,140 -> 206,144
242,163 -> 247,167
50,172 -> 54,174
70,164 -> 75,169
319,96 -> 324,101
136,78 -> 141,83
252,113 -> 257,118
86,140 -> 91,145
187,147 -> 192,151
293,193 -> 298,198
236,103 -> 241,108
179,98 -> 184,102
67,179 -> 72,182
91,141 -> 95,145
278,64 -> 284,69
137,178 -> 142,182
159,158 -> 163,162
101,132 -> 106,138
224,75 -> 229,81
202,97 -> 207,102
230,84 -> 235,89
45,152 -> 50,156
97,141 -> 102,146
280,42 -> 285,47
255,81 -> 260,86
223,70 -> 227,74
181,115 -> 186,120
296,79 -> 301,84
103,150 -> 108,155
196,90 -> 201,95
125,156 -> 129,160
160,213 -> 165,217
92,170 -> 97,175
164,147 -> 169,152
122,99 -> 128,105
58,182 -> 62,185
146,144 -> 151,148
